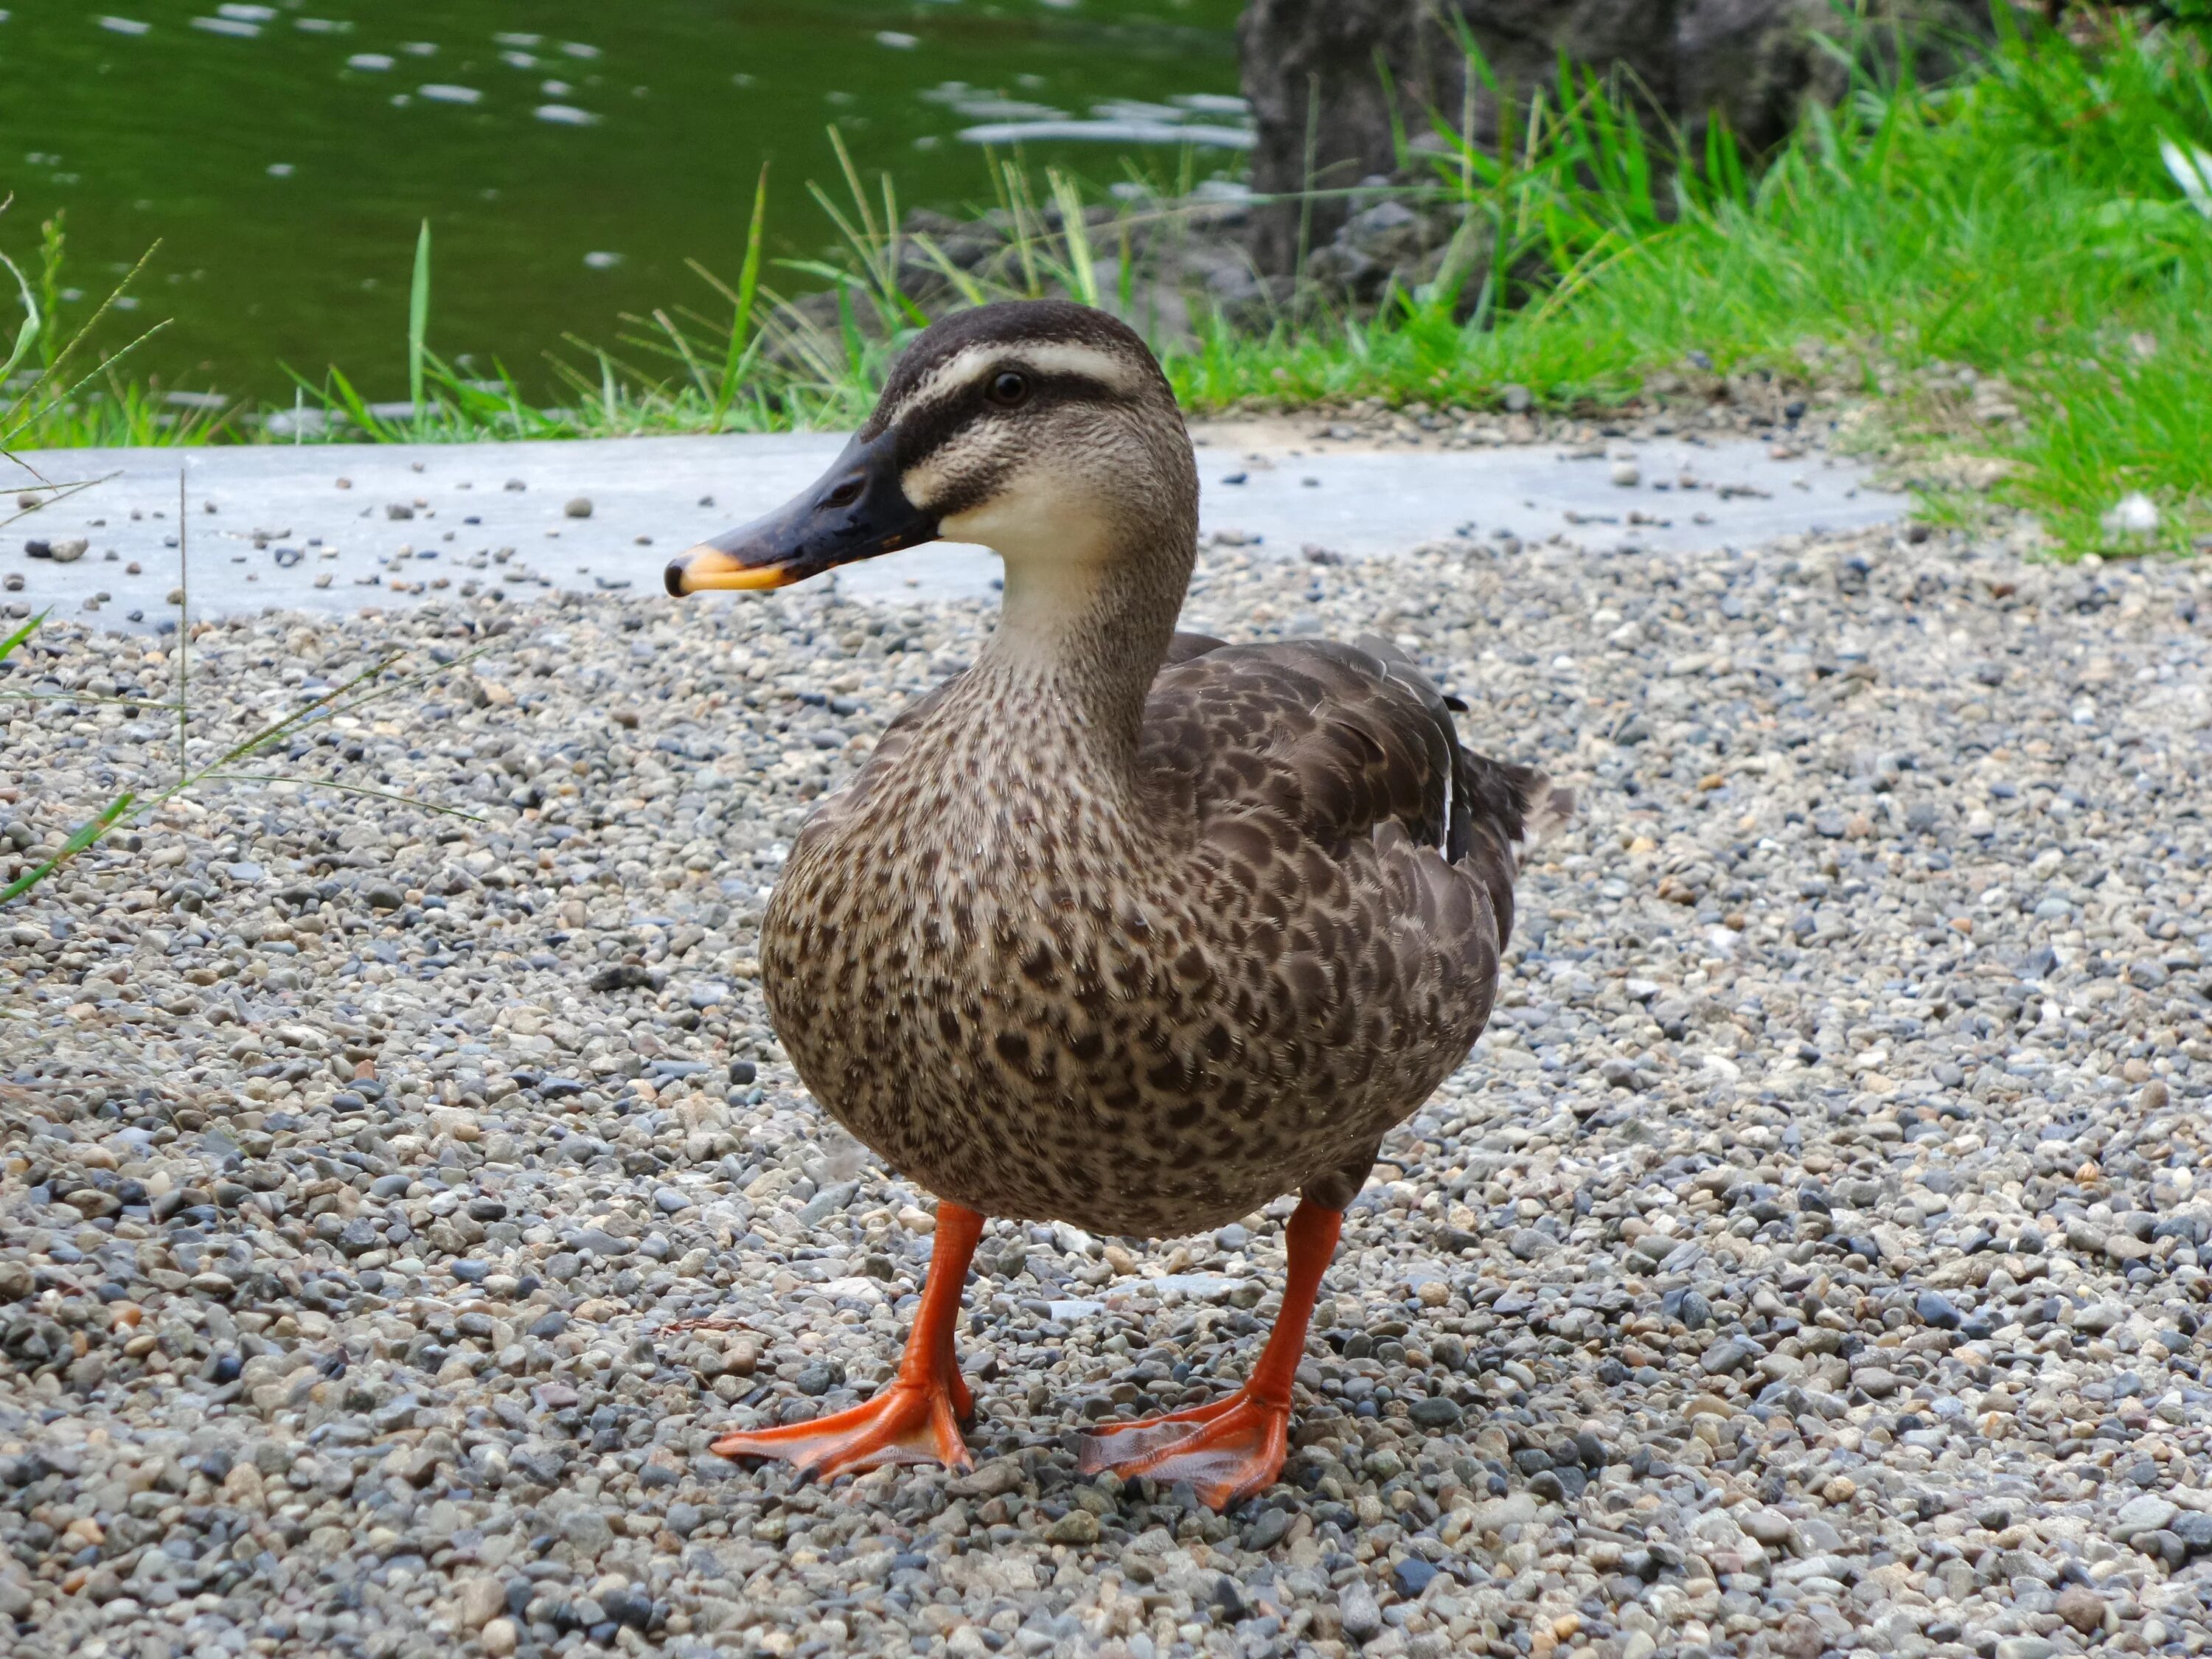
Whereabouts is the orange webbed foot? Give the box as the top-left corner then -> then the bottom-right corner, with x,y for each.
1077,1388 -> 1290,1512
712,1371 -> 974,1481
1077,1200 -> 1346,1513
712,1201 -> 987,1484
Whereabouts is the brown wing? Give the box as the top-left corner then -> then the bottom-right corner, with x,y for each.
1138,636 -> 1560,951
1134,635 -> 1571,1184
1160,628 -> 1229,667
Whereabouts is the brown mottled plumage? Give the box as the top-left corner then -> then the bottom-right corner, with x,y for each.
667,299 -> 1570,1505
769,633 -> 1555,1233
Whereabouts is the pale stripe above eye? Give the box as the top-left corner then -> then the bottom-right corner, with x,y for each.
1002,342 -> 1147,390
893,340 -> 1146,422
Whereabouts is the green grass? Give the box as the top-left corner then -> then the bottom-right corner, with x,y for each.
1166,9 -> 2212,554
0,213 -> 241,453
5,10 -> 2211,556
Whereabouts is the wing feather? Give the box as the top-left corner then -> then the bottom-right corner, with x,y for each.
1139,636 -> 1565,953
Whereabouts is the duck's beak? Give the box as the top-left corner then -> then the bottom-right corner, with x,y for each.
664,431 -> 938,596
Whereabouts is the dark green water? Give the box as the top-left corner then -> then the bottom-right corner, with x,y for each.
1,1 -> 1245,403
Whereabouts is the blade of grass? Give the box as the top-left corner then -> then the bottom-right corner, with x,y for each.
905,234 -> 990,307
321,364 -> 395,442
652,308 -> 715,402
710,163 -> 771,429
0,795 -> 134,905
1001,159 -> 1045,296
0,608 -> 46,663
408,218 -> 432,421
0,471 -> 121,535
4,308 -> 176,451
1295,72 -> 1321,295
827,127 -> 884,271
1048,170 -> 1100,307
0,250 -> 39,383
35,214 -> 64,374
3,630 -> 507,907
198,775 -> 484,820
178,466 -> 188,776
0,688 -> 193,715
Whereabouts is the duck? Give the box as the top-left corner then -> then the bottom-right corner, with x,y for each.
664,299 -> 1571,1510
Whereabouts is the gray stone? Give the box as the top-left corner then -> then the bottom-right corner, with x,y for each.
337,1217 -> 380,1255
1744,1509 -> 1793,1548
1915,1289 -> 1960,1329
1699,1336 -> 1760,1375
601,1585 -> 653,1630
1408,1396 -> 1463,1429
1775,1552 -> 1859,1586
1044,1509 -> 1100,1545
2114,1494 -> 2177,1541
1507,1227 -> 1559,1259
2171,1510 -> 2212,1551
1245,1508 -> 1293,1550
456,1576 -> 505,1630
1789,1517 -> 1843,1557
557,1507 -> 613,1559
1339,1582 -> 1382,1643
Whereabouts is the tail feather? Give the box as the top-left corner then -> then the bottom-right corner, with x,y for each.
1517,776 -> 1576,856
1455,754 -> 1574,872
1349,632 -> 1578,863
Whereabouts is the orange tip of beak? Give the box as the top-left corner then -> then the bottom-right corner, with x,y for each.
665,544 -> 794,594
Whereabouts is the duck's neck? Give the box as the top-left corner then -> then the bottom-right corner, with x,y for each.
966,495 -> 1196,786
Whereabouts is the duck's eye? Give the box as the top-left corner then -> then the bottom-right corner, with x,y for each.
984,370 -> 1029,408
824,479 -> 863,508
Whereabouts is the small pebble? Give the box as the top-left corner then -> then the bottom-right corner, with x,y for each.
2056,1585 -> 2107,1636
1338,1582 -> 1382,1642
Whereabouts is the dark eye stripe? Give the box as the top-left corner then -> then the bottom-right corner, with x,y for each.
891,370 -> 1126,470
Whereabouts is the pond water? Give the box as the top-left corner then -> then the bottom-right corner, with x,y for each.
0,1 -> 1245,404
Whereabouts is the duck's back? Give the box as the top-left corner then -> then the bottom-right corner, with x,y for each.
760,634 -> 1567,1236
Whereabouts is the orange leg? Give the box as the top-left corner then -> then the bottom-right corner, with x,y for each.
1079,1200 -> 1341,1511
711,1201 -> 984,1480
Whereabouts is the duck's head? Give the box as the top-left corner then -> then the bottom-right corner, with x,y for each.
665,300 -> 1195,600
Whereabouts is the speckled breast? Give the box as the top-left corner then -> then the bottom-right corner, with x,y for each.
755,738 -> 1497,1237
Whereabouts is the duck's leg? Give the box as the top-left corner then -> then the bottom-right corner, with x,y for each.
1078,1197 -> 1342,1510
711,1200 -> 984,1478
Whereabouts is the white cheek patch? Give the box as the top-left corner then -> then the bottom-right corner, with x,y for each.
900,454 -> 955,515
939,469 -> 1111,566
944,471 -> 1121,656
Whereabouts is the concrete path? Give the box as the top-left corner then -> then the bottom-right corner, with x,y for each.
1,422 -> 1903,629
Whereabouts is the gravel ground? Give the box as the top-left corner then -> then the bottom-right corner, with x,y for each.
4,509 -> 2212,1659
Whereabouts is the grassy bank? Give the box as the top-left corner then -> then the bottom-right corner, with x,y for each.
5,10 -> 2210,557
